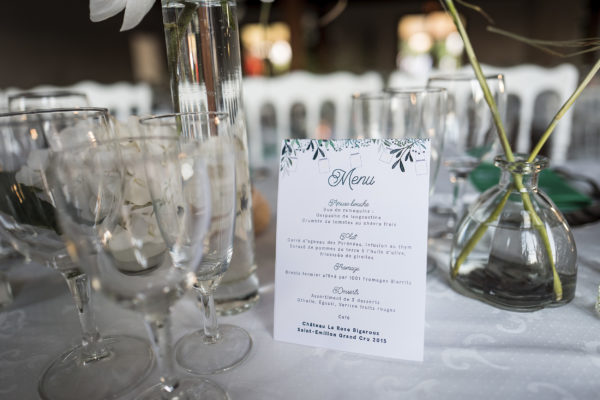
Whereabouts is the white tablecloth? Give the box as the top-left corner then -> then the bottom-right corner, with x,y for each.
1,167 -> 600,400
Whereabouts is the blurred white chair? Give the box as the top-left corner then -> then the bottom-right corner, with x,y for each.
3,81 -> 153,121
0,88 -> 16,111
569,84 -> 600,161
71,81 -> 153,121
389,64 -> 579,163
477,63 -> 579,163
243,70 -> 383,168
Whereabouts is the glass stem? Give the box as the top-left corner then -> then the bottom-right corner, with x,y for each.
62,270 -> 109,363
195,285 -> 220,342
145,313 -> 179,394
449,173 -> 467,229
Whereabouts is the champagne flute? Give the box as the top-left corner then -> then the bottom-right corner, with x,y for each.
427,74 -> 506,228
8,90 -> 90,111
0,109 -> 153,400
50,134 -> 227,399
140,112 -> 252,375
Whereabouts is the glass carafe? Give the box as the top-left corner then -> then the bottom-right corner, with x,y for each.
450,154 -> 577,311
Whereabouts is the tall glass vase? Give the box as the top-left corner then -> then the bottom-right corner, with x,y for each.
161,0 -> 259,315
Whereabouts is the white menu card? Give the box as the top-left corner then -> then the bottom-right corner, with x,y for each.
274,138 -> 430,361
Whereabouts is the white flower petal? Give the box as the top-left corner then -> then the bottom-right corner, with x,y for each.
120,0 -> 156,31
90,0 -> 127,22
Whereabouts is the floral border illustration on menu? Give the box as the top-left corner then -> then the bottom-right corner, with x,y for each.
280,138 -> 429,176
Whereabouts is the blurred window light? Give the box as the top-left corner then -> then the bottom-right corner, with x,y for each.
397,11 -> 464,75
425,11 -> 457,40
269,40 -> 292,67
241,22 -> 292,76
445,31 -> 464,56
439,54 -> 459,70
408,32 -> 433,53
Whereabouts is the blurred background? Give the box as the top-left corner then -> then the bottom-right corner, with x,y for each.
1,0 -> 599,165
1,0 -> 597,88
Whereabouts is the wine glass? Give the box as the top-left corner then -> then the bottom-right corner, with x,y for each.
1,91 -> 90,265
0,109 -> 153,400
351,91 -> 391,140
8,90 -> 90,111
351,88 -> 447,195
50,133 -> 228,399
351,89 -> 447,273
427,74 -> 506,228
140,112 -> 252,375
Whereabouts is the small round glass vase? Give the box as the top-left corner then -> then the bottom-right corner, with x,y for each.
449,154 -> 577,311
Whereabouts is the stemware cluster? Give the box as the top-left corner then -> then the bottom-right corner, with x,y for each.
0,72 -> 508,397
427,74 -> 506,228
0,108 -> 154,400
0,104 -> 251,399
351,74 -> 507,272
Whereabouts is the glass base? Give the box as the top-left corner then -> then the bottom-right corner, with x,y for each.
38,335 -> 153,400
214,273 -> 260,316
426,255 -> 437,274
175,324 -> 252,375
427,236 -> 452,275
137,378 -> 228,400
0,272 -> 13,308
451,271 -> 576,312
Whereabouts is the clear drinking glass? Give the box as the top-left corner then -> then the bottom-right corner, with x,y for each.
351,88 -> 446,194
140,112 -> 252,374
351,92 -> 391,140
351,88 -> 447,273
427,74 -> 506,227
49,135 -> 227,400
0,90 -> 91,276
8,90 -> 90,111
0,109 -> 153,400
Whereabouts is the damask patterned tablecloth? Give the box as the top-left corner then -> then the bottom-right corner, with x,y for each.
1,174 -> 600,400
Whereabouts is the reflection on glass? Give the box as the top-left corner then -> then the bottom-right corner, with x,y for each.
0,109 -> 153,400
427,74 -> 506,229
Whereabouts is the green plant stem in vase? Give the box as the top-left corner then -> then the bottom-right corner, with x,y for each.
163,1 -> 198,115
443,0 -> 600,309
